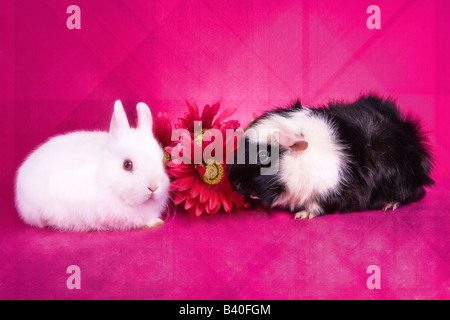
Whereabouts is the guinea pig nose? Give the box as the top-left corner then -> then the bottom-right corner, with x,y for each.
147,185 -> 159,192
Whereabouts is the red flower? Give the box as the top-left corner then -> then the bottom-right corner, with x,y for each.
152,112 -> 174,166
153,112 -> 173,148
175,99 -> 240,135
165,100 -> 249,216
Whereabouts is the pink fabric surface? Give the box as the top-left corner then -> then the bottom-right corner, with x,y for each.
1,0 -> 449,299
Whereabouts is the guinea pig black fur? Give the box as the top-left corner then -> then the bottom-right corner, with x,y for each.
227,94 -> 434,219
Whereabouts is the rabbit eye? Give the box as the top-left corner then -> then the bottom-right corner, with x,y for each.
123,159 -> 133,172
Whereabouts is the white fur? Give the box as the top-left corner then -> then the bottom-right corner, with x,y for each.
249,109 -> 348,216
15,100 -> 170,231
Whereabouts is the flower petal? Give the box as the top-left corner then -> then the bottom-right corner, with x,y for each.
184,194 -> 198,210
199,184 -> 211,203
203,103 -> 221,128
174,190 -> 188,205
152,112 -> 173,147
220,119 -> 240,130
171,176 -> 196,191
209,189 -> 221,214
210,102 -> 221,119
169,167 -> 196,178
201,104 -> 211,127
205,200 -> 212,215
191,180 -> 204,198
186,99 -> 199,118
217,185 -> 233,212
212,108 -> 237,127
194,202 -> 205,217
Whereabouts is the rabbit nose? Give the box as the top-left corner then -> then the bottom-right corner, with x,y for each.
147,185 -> 159,193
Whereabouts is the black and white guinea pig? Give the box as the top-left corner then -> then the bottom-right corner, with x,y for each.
227,94 -> 434,219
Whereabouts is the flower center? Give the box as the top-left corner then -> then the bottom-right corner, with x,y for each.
163,151 -> 171,167
200,159 -> 224,185
194,128 -> 209,146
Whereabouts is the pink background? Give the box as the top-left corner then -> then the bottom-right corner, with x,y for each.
1,0 -> 449,299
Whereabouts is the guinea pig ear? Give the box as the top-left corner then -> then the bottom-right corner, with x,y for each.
136,102 -> 153,135
109,100 -> 130,138
277,131 -> 308,152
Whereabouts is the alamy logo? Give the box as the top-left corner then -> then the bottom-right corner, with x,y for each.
66,5 -> 81,30
66,265 -> 81,290
366,5 -> 381,30
366,265 -> 381,289
169,122 -> 281,175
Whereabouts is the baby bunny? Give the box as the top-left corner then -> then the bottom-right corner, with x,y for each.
15,100 -> 170,231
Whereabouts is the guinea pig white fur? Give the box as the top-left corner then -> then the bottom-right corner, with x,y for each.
15,100 -> 170,231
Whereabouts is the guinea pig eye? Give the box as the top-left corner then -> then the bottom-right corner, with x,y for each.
258,150 -> 270,164
123,159 -> 133,172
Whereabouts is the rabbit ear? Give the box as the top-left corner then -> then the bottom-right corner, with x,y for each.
136,102 -> 153,134
109,100 -> 130,138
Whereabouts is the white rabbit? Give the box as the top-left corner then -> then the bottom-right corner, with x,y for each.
15,100 -> 170,231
